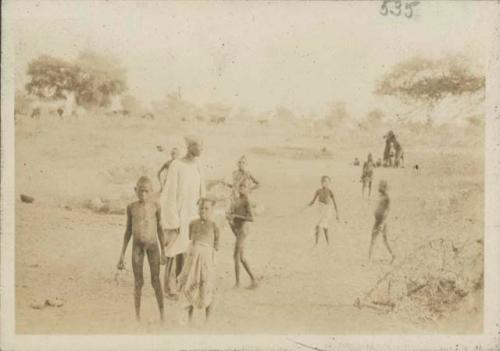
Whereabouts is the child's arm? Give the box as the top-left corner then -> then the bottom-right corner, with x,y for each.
214,224 -> 220,251
382,196 -> 390,222
231,214 -> 253,221
188,222 -> 195,241
330,190 -> 340,220
309,190 -> 319,206
117,206 -> 132,270
249,173 -> 260,190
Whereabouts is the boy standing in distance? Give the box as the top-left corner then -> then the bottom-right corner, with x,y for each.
368,180 -> 395,263
308,176 -> 340,246
227,181 -> 258,289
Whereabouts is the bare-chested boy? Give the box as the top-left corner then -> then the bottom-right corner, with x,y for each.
157,147 -> 179,189
226,181 -> 257,288
361,153 -> 375,198
230,156 -> 259,200
117,176 -> 165,322
392,138 -> 404,168
309,176 -> 339,246
368,180 -> 395,263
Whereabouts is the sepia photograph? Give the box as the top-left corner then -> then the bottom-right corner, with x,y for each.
1,0 -> 500,350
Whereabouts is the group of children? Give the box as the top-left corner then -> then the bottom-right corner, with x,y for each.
117,146 -> 395,325
311,152 -> 395,262
116,153 -> 259,324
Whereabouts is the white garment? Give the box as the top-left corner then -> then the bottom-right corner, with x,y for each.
317,202 -> 333,229
160,159 -> 206,257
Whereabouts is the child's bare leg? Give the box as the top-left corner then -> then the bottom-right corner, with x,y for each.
132,244 -> 145,321
239,245 -> 256,286
323,228 -> 329,245
368,225 -> 379,261
381,224 -> 395,262
163,257 -> 175,296
147,245 -> 164,321
233,240 -> 241,287
362,182 -> 365,197
175,253 -> 185,277
205,305 -> 211,321
368,181 -> 372,197
315,226 -> 320,246
188,306 -> 194,323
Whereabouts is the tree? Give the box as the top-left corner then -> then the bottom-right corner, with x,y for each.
25,51 -> 127,110
325,102 -> 349,128
72,51 -> 127,109
360,108 -> 385,130
374,55 -> 484,109
273,106 -> 296,123
25,55 -> 76,100
151,91 -> 199,121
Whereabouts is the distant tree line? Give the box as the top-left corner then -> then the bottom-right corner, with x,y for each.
25,51 -> 127,109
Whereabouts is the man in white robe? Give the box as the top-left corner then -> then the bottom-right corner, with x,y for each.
160,136 -> 205,298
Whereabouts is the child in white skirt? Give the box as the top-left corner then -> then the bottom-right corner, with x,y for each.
308,176 -> 340,246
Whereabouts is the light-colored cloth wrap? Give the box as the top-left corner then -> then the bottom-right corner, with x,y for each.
178,241 -> 215,309
317,202 -> 333,229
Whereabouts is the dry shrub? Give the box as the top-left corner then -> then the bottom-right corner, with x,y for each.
357,237 -> 483,323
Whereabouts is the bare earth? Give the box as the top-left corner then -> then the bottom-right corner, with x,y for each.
15,116 -> 483,334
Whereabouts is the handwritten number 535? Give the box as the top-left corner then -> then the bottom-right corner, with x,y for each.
380,0 -> 420,18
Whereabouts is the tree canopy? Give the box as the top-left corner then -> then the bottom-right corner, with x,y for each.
25,51 -> 127,109
374,55 -> 484,107
325,102 -> 349,128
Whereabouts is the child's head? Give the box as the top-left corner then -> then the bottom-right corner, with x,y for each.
198,198 -> 216,220
185,135 -> 203,157
171,147 -> 179,159
378,180 -> 388,194
237,156 -> 247,171
238,180 -> 249,196
321,175 -> 331,188
368,153 -> 373,161
135,176 -> 153,202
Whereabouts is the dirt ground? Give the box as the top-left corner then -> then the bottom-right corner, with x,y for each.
14,115 -> 483,334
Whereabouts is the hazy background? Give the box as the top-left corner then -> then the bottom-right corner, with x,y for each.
10,1 -> 490,335
11,1 -> 495,120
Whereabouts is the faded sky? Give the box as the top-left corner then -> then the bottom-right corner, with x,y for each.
9,1 -> 497,118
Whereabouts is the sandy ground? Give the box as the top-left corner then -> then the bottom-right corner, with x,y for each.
15,115 -> 483,334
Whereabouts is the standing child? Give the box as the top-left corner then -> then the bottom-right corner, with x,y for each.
157,147 -> 180,190
392,137 -> 404,168
368,180 -> 395,263
226,181 -> 258,288
178,198 -> 220,323
308,176 -> 340,246
117,176 -> 165,322
361,153 -> 375,198
383,131 -> 393,167
230,156 -> 259,201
